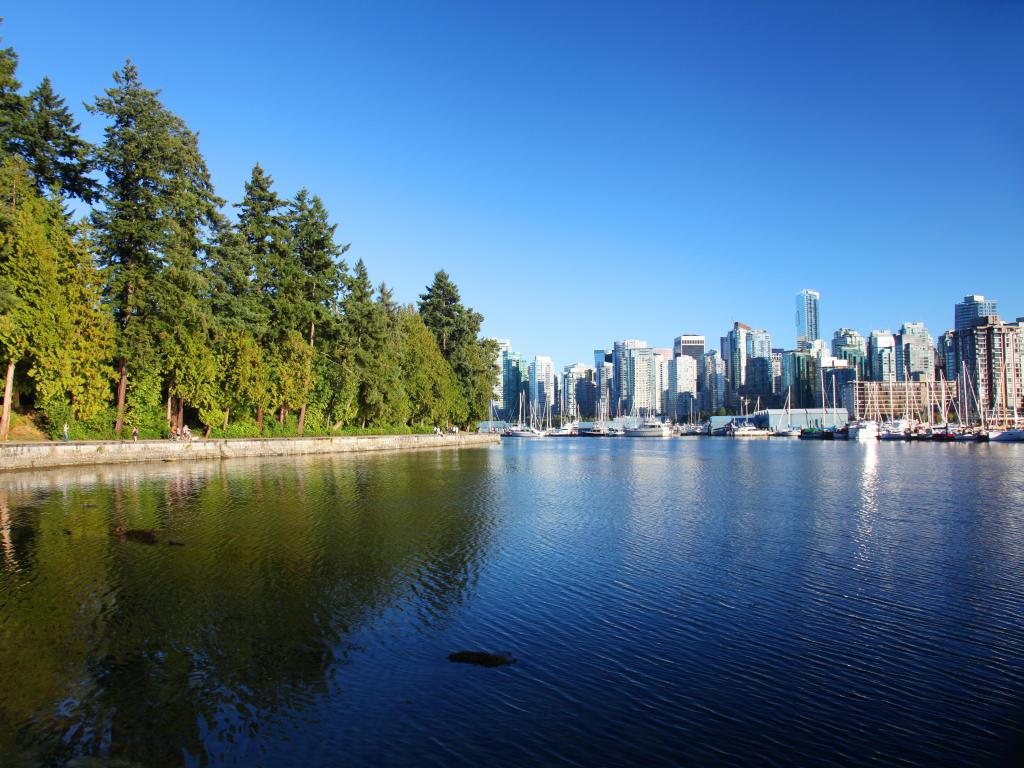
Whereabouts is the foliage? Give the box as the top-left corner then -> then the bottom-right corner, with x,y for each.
0,37 -> 497,441
418,270 -> 499,421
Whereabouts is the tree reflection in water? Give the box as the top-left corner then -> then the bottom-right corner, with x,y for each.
0,451 -> 495,766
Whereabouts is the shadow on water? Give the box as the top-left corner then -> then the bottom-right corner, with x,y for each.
0,450 -> 497,766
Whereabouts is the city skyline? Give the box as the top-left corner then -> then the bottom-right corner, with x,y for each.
497,288 -> 1019,375
4,3 -> 1022,366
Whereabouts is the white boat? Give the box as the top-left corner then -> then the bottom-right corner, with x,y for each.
848,420 -> 879,441
730,421 -> 770,438
879,420 -> 909,441
547,423 -> 577,437
624,419 -> 671,438
503,424 -> 546,438
775,388 -> 801,436
992,429 -> 1024,442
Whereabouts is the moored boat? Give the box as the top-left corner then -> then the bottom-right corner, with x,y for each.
624,419 -> 671,438
848,420 -> 879,441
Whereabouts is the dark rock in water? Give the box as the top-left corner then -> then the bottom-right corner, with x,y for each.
448,651 -> 516,667
112,526 -> 158,545
167,540 -> 186,547
63,529 -> 72,536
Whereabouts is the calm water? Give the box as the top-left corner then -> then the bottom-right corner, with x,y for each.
1,439 -> 1023,767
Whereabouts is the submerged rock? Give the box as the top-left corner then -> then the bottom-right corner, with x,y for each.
448,651 -> 516,668
166,540 -> 186,547
112,526 -> 158,545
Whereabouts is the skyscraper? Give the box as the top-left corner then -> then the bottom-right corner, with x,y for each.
796,289 -> 821,351
673,335 -> 705,361
744,328 -> 774,402
700,350 -> 726,414
955,295 -> 998,334
867,330 -> 896,382
724,322 -> 751,409
612,340 -> 647,414
529,356 -> 554,416
667,355 -> 698,421
831,328 -> 866,357
625,346 -> 657,416
895,322 -> 935,382
501,350 -> 526,420
956,316 -> 1024,423
490,339 -> 511,414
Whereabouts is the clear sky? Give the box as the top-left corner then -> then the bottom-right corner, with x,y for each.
5,1 -> 1023,369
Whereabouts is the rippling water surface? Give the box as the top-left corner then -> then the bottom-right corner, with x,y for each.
1,439 -> 1023,766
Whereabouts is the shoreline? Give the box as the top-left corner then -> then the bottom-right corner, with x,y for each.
0,432 -> 500,472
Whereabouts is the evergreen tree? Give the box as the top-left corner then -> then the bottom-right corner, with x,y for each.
0,28 -> 25,156
288,188 -> 347,432
20,77 -> 97,201
233,164 -> 295,427
397,307 -> 467,427
0,158 -> 112,439
418,270 -> 498,423
88,61 -> 221,434
340,260 -> 408,428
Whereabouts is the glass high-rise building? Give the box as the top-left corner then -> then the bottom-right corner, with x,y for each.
955,295 -> 997,334
796,289 -> 821,351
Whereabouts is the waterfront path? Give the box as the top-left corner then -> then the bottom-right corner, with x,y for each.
0,432 -> 499,472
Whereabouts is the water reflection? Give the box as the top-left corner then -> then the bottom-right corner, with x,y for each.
1,441 -> 1023,767
0,452 -> 495,766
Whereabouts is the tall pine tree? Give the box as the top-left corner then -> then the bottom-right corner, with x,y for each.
88,61 -> 221,434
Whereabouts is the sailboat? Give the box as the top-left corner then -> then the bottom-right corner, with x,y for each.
847,366 -> 879,441
503,393 -> 546,438
774,387 -> 801,437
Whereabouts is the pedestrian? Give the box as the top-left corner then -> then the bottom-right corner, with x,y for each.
62,422 -> 69,441
170,425 -> 178,441
182,424 -> 191,442
131,426 -> 138,443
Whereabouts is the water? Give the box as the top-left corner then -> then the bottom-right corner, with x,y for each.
1,439 -> 1023,767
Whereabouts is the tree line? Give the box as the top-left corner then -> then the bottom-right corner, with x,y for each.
0,33 -> 497,440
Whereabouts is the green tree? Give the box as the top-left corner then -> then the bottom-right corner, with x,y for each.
0,27 -> 25,157
19,77 -> 97,201
289,188 -> 347,432
340,260 -> 408,428
397,307 -> 467,427
88,61 -> 221,435
0,158 -> 112,439
418,270 -> 498,423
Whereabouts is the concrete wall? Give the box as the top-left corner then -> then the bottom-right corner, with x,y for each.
0,432 -> 500,472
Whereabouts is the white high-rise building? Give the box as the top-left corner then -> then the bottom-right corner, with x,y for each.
868,330 -> 897,382
667,355 -> 698,421
529,356 -> 555,417
895,322 -> 935,383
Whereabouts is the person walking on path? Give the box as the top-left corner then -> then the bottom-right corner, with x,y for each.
131,426 -> 138,443
62,422 -> 68,441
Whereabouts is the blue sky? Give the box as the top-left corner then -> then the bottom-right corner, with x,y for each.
5,1 -> 1023,368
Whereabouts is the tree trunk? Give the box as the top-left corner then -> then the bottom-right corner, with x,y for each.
222,408 -> 230,430
204,425 -> 212,439
278,405 -> 286,425
176,397 -> 184,430
114,357 -> 128,435
256,405 -> 264,431
166,393 -> 173,425
0,360 -> 15,441
297,320 -> 315,435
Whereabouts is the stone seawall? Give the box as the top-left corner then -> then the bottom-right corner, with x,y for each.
0,432 -> 500,472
